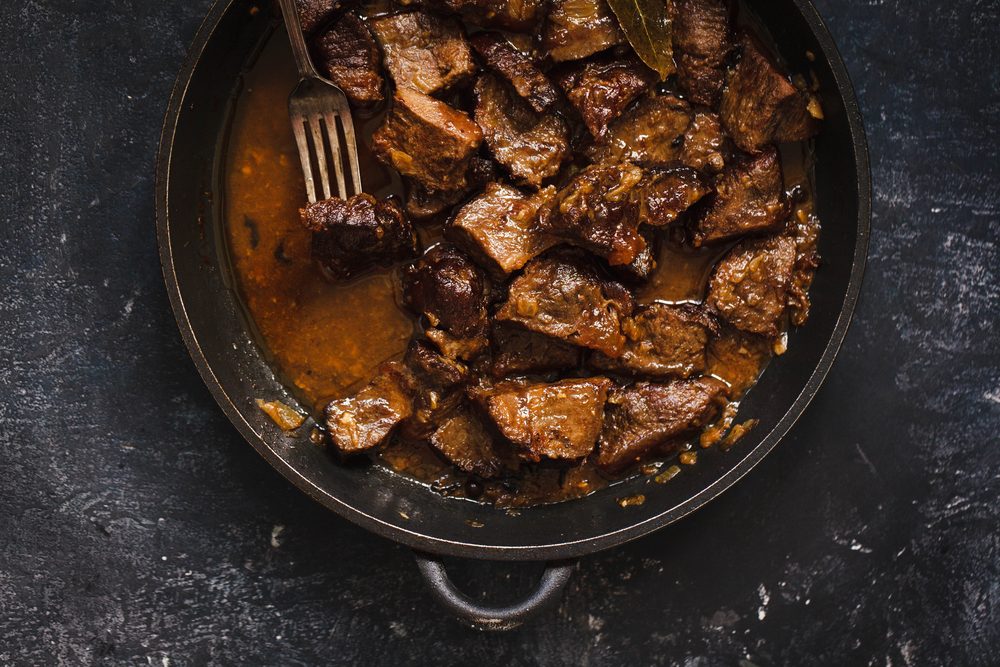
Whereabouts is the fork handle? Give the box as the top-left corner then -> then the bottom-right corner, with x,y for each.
277,0 -> 320,79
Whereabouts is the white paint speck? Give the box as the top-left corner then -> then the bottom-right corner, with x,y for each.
270,524 -> 285,548
389,620 -> 407,638
757,584 -> 770,621
849,539 -> 873,554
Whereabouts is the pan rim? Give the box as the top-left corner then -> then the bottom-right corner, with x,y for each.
155,0 -> 871,560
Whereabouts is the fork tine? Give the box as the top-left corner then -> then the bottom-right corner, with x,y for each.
323,112 -> 348,199
338,109 -> 363,195
290,117 -> 317,204
308,116 -> 332,201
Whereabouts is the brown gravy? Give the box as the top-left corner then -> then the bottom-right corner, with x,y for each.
223,29 -> 816,506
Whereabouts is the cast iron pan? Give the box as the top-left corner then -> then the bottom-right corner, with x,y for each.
156,0 -> 870,629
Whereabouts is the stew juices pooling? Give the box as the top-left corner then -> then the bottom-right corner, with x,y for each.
223,22 -> 818,507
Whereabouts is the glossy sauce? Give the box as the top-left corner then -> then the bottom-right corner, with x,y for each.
223,26 -> 817,506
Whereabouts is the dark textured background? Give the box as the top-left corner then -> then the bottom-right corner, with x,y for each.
1,0 -> 998,664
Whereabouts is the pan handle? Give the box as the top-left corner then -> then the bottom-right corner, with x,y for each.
414,552 -> 575,631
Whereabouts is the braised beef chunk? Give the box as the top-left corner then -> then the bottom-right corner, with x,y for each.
474,378 -> 612,460
312,13 -> 383,105
544,162 -> 646,265
373,88 -> 482,197
639,168 -> 712,226
595,377 -> 727,472
474,75 -> 570,189
590,95 -> 690,166
324,362 -> 414,453
405,339 -> 469,389
679,109 -> 727,173
430,408 -> 509,477
405,156 -> 496,220
403,244 -> 490,358
543,0 -> 625,62
692,146 -> 786,246
556,56 -> 657,137
707,235 -> 796,336
490,323 -> 582,377
301,194 -> 417,280
496,253 -> 634,357
670,0 -> 733,106
471,33 -> 560,113
614,227 -> 658,283
721,32 -> 821,153
589,95 -> 725,173
407,0 -> 546,31
296,0 -> 340,35
591,303 -> 717,379
370,11 -> 477,95
448,182 -> 557,274
399,341 -> 470,438
425,328 -> 490,360
787,212 -> 821,326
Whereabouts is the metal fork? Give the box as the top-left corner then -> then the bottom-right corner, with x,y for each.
277,0 -> 362,203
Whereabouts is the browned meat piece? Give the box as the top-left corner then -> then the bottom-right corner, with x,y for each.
543,0 -> 624,62
544,162 -> 646,265
373,88 -> 482,196
405,157 -> 498,220
707,235 -> 797,336
398,341 -> 470,438
614,228 -> 658,283
670,0 -> 733,106
429,408 -> 510,478
490,323 -> 582,377
448,182 -> 558,274
496,253 -> 634,357
721,32 -> 821,153
324,361 -> 414,453
639,168 -> 712,226
406,339 -> 469,388
474,75 -> 570,189
679,109 -> 727,173
787,211 -> 821,327
589,95 -> 724,174
692,146 -> 787,246
425,329 -> 489,360
403,244 -> 490,358
591,303 -> 717,379
300,194 -> 417,280
296,0 -> 340,35
590,95 -> 690,166
556,56 -> 656,137
470,32 -> 560,113
312,12 -> 383,105
404,0 -> 546,31
473,378 -> 612,460
595,377 -> 728,472
404,183 -> 464,220
370,11 -> 477,96
403,244 -> 490,338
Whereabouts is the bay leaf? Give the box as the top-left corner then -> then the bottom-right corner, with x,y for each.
606,0 -> 675,80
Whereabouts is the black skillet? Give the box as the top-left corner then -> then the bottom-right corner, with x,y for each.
156,0 -> 870,629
